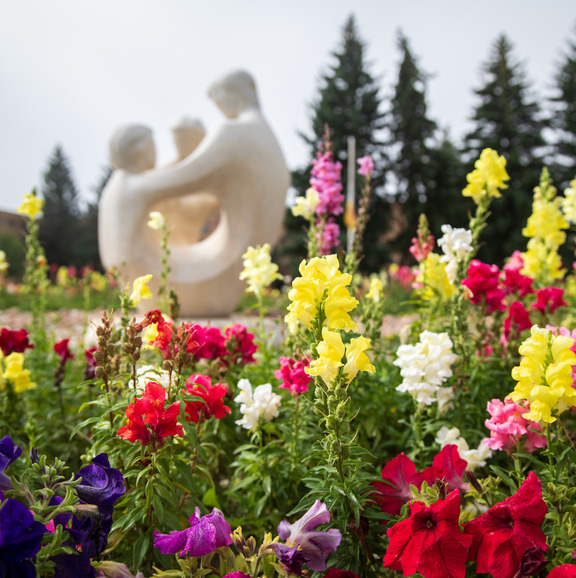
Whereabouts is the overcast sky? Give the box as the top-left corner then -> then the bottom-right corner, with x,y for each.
0,0 -> 575,212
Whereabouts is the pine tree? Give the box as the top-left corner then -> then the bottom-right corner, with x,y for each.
281,14 -> 387,274
385,32 -> 468,258
463,34 -> 547,265
39,145 -> 81,267
550,25 -> 576,189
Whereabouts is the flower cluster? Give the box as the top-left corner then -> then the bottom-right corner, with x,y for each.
182,373 -> 231,423
415,252 -> 455,301
235,378 -> 281,431
1,351 -> 35,392
275,355 -> 311,396
285,254 -> 358,333
437,224 -> 473,284
462,147 -> 510,205
462,259 -> 506,312
239,243 -> 282,297
394,330 -> 457,406
508,325 -> 576,423
117,381 -> 183,447
17,190 -> 44,220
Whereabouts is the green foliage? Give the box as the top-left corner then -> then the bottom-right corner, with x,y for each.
0,229 -> 26,278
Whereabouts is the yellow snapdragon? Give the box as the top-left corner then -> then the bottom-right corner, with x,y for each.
17,191 -> 44,220
365,275 -> 384,303
285,254 -> 358,333
239,243 -> 282,297
147,211 -> 165,230
509,326 -> 576,423
343,336 -> 376,383
462,148 -> 509,205
291,187 -> 320,221
416,252 -> 455,301
2,352 -> 35,392
129,274 -> 153,306
561,177 -> 576,224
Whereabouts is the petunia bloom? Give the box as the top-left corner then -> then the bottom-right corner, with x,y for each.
271,500 -> 342,574
153,507 -> 233,557
463,472 -> 548,578
383,489 -> 472,578
0,435 -> 21,492
548,565 -> 576,577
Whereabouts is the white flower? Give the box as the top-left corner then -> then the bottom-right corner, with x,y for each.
394,331 -> 457,406
147,211 -> 165,230
461,442 -> 493,470
435,426 -> 492,470
235,378 -> 281,430
291,187 -> 320,221
562,179 -> 576,224
437,224 -> 473,283
239,244 -> 282,297
135,364 -> 170,391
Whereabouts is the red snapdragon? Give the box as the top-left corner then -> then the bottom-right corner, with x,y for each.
0,328 -> 33,356
532,287 -> 567,315
275,356 -> 311,396
462,260 -> 506,312
182,373 -> 231,423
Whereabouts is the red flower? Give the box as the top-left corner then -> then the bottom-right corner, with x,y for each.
189,325 -> 227,360
54,338 -> 74,364
84,347 -> 97,379
275,356 -> 311,396
532,287 -> 567,315
223,324 -> 257,366
462,260 -> 506,312
463,472 -> 548,578
502,266 -> 534,297
548,565 -> 576,577
0,328 -> 33,356
383,489 -> 472,578
117,382 -> 183,447
371,453 -> 439,517
426,445 -> 469,494
183,374 -> 231,423
503,301 -> 532,340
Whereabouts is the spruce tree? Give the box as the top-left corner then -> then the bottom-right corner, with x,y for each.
463,34 -> 547,265
39,145 -> 81,267
282,14 -> 387,274
550,25 -> 576,189
385,32 -> 468,258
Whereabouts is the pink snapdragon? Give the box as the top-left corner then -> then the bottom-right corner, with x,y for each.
462,259 -> 506,312
503,301 -> 532,341
532,287 -> 567,315
317,219 -> 340,255
356,155 -> 374,177
310,150 -> 344,217
275,356 -> 311,396
483,398 -> 547,454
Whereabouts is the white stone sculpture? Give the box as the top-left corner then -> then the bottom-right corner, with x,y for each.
99,70 -> 290,317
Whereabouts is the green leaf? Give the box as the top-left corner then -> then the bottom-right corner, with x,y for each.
202,487 -> 221,509
132,530 -> 151,571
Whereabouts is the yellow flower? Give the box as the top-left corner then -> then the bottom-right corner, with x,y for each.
508,326 -> 576,423
285,254 -> 358,332
365,275 -> 384,303
17,191 -> 44,220
462,148 -> 509,205
129,274 -> 153,306
56,266 -> 69,287
89,271 -> 108,292
416,253 -> 454,301
0,251 -> 8,274
343,336 -> 375,383
2,352 -> 35,392
291,187 -> 320,221
147,211 -> 165,230
306,327 -> 345,386
239,244 -> 282,297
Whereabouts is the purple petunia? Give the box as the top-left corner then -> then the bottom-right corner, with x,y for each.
154,507 -> 233,557
0,435 -> 21,492
0,499 -> 46,578
271,500 -> 342,575
75,453 -> 126,513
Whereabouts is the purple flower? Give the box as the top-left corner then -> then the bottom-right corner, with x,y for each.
271,500 -> 342,574
0,435 -> 21,492
75,453 -> 125,513
0,499 -> 46,577
154,507 -> 233,557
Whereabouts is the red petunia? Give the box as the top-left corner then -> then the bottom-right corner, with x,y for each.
532,287 -> 567,315
427,445 -> 469,494
383,489 -> 472,578
0,328 -> 34,356
463,471 -> 548,578
371,453 -> 440,517
548,565 -> 576,577
183,373 -> 231,423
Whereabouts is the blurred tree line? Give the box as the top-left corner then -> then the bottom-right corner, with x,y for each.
5,15 -> 576,279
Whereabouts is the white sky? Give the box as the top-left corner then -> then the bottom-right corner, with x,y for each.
0,0 -> 575,212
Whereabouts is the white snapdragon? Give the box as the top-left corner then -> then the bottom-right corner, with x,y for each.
235,378 -> 281,431
394,331 -> 457,406
435,426 -> 492,470
135,364 -> 171,391
437,224 -> 473,283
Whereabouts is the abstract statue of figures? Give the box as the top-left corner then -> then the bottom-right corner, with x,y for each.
98,70 -> 290,317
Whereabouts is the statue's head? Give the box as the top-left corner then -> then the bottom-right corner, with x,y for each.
109,124 -> 156,173
208,70 -> 260,119
171,116 -> 206,160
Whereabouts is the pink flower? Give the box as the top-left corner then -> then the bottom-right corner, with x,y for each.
532,287 -> 567,315
188,324 -> 227,360
483,398 -> 546,455
223,324 -> 257,366
317,218 -> 340,255
356,155 -> 374,177
503,301 -> 532,341
275,356 -> 311,396
310,149 -> 345,217
462,260 -> 506,312
501,266 -> 534,297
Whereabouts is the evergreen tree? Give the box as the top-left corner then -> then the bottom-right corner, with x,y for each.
463,34 -> 547,265
550,24 -> 576,189
384,32 -> 468,259
280,14 -> 387,275
39,145 -> 81,267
